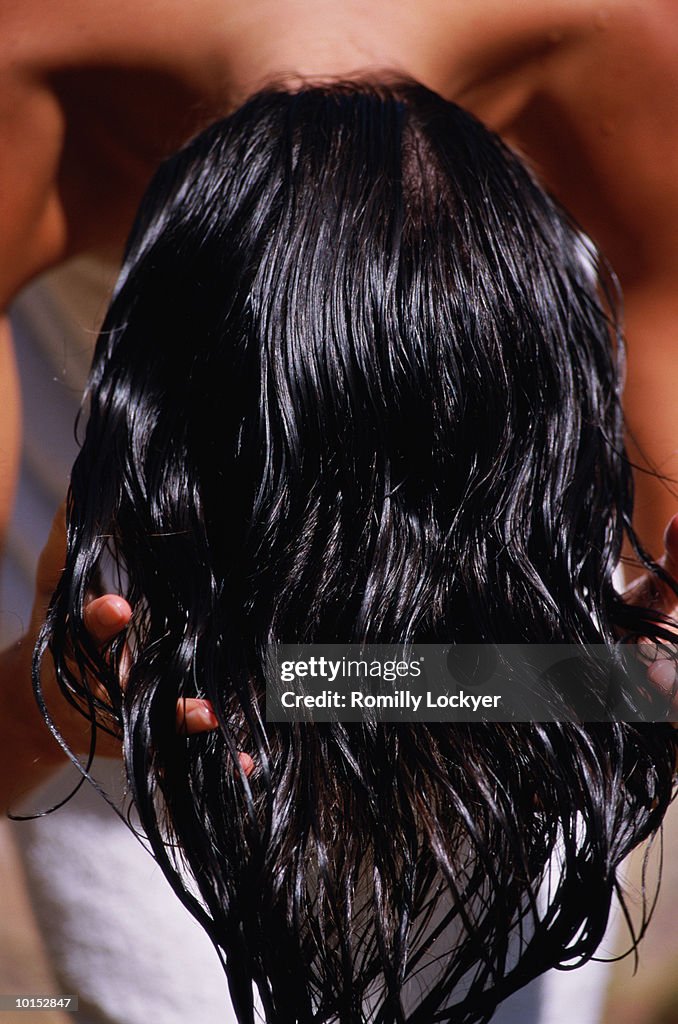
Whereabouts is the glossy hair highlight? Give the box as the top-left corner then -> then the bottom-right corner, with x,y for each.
39,83 -> 677,1023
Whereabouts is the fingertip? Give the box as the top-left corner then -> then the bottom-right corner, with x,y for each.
647,657 -> 678,695
181,699 -> 219,734
178,703 -> 254,778
85,595 -> 132,641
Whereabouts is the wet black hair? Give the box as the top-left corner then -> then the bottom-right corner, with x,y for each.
38,83 -> 677,1022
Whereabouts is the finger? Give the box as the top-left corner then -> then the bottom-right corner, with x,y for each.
637,633 -> 678,727
623,515 -> 678,621
67,596 -> 131,719
177,698 -> 219,734
663,513 -> 678,579
83,595 -> 132,646
647,658 -> 678,731
238,752 -> 255,777
175,699 -> 254,776
647,657 -> 678,697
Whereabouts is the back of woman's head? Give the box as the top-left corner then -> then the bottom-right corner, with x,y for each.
42,83 -> 677,1022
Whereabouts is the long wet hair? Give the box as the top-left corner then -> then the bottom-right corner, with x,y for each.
39,83 -> 677,1022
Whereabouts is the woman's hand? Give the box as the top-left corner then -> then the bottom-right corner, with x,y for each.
624,513 -> 678,709
623,514 -> 678,619
0,506 -> 252,812
32,505 -> 227,754
81,595 -> 254,772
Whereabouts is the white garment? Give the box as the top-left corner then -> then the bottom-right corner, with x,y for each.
1,259 -> 614,1024
3,261 -> 236,1024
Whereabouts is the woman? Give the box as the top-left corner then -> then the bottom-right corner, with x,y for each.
1,3 -> 677,1022
35,82 -> 678,1023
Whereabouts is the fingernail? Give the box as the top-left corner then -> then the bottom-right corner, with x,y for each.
185,701 -> 218,729
238,752 -> 254,777
94,598 -> 129,629
648,658 -> 678,693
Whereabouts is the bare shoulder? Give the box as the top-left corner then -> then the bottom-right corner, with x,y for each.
500,0 -> 678,284
0,0 -> 239,69
0,0 -> 238,306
